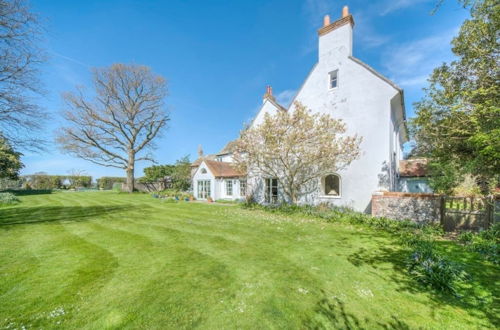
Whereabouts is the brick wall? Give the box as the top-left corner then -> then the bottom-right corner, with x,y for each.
371,191 -> 441,224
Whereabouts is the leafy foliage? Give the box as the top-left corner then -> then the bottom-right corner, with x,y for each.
410,0 -> 500,194
140,155 -> 191,191
0,136 -> 23,179
23,174 -> 92,189
170,156 -> 191,191
141,165 -> 175,182
112,182 -> 123,192
457,223 -> 499,264
0,192 -> 19,205
234,102 -> 361,203
406,240 -> 468,295
154,189 -> 193,200
97,177 -> 126,190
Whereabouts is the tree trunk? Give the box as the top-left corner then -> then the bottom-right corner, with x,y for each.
126,151 -> 135,193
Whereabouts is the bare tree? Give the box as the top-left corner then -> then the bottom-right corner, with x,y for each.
233,102 -> 362,204
0,0 -> 46,150
57,64 -> 169,192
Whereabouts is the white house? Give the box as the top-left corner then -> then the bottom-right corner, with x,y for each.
192,6 -> 408,211
192,159 -> 246,201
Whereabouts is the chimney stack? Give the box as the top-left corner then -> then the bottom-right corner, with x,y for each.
323,15 -> 330,27
342,6 -> 349,18
317,5 -> 354,59
263,85 -> 275,103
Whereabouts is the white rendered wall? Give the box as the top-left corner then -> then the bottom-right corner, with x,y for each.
248,21 -> 403,212
252,99 -> 282,127
219,178 -> 242,200
217,154 -> 234,162
192,161 -> 215,200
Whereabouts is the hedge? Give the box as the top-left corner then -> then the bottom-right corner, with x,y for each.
97,177 -> 127,190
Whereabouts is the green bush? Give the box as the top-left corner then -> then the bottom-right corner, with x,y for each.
457,231 -> 475,245
0,192 -> 20,205
156,189 -> 193,200
25,175 -> 62,189
407,242 -> 468,295
97,177 -> 126,190
458,224 -> 499,264
112,182 -> 123,192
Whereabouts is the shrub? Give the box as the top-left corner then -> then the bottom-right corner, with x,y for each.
457,231 -> 475,245
112,182 -> 123,192
0,192 -> 20,205
156,189 -> 193,201
97,177 -> 126,190
407,243 -> 468,295
24,175 -> 62,189
458,224 -> 499,264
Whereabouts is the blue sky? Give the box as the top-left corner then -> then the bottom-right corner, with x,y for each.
22,0 -> 469,179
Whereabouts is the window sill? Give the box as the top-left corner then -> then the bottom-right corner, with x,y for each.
319,195 -> 341,199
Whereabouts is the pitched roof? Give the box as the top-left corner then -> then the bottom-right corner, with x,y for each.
266,97 -> 287,112
204,160 -> 245,178
399,158 -> 429,177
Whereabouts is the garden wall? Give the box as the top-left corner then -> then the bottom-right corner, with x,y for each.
371,191 -> 441,224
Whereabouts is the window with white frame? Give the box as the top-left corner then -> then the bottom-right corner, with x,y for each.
200,168 -> 207,174
226,180 -> 233,196
329,70 -> 338,89
264,178 -> 278,204
197,180 -> 211,199
239,179 -> 247,197
322,174 -> 341,197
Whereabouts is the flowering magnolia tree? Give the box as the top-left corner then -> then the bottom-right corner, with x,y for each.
233,102 -> 361,204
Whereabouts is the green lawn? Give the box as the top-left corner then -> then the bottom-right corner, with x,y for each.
0,192 -> 497,329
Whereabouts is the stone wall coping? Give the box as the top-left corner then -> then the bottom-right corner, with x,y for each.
372,191 -> 441,199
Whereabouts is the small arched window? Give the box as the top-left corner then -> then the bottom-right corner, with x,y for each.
323,174 -> 341,197
201,168 -> 207,174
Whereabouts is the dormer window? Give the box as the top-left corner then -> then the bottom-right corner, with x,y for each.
329,70 -> 338,89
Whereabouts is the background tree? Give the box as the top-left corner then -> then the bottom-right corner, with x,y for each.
0,135 -> 23,179
410,0 -> 499,194
141,164 -> 175,182
170,155 -> 191,191
233,102 -> 361,204
57,64 -> 169,192
0,0 -> 46,150
67,169 -> 91,189
141,155 -> 191,191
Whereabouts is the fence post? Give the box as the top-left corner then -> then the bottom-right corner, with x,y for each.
486,197 -> 493,228
440,195 -> 445,226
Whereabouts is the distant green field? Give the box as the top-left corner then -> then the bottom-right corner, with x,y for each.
0,192 -> 497,329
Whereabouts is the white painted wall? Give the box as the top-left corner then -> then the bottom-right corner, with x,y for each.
217,154 -> 234,162
192,161 -> 215,200
246,18 -> 405,212
252,99 -> 283,127
192,161 -> 245,201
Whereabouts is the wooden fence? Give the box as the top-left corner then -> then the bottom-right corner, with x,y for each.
441,196 -> 497,231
